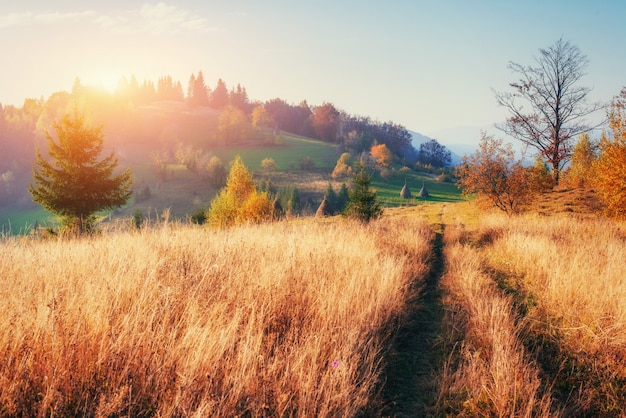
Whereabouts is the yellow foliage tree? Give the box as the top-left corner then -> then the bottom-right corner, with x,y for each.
207,156 -> 274,226
593,88 -> 626,218
567,133 -> 596,188
218,105 -> 250,143
239,191 -> 274,223
226,155 -> 255,201
332,152 -> 353,179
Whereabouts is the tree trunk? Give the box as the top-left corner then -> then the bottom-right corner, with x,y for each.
551,164 -> 560,186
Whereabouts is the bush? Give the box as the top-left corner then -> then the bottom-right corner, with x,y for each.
206,156 -> 227,188
594,135 -> 626,218
239,191 -> 274,224
132,209 -> 144,229
261,158 -> 277,173
530,157 -> 553,192
207,189 -> 239,227
191,208 -> 206,225
299,156 -> 314,170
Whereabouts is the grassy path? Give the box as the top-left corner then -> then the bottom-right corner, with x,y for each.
378,211 -> 447,417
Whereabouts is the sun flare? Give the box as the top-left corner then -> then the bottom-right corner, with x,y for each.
85,73 -> 122,94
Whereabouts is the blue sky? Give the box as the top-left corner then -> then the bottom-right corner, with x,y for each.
1,1 -> 625,149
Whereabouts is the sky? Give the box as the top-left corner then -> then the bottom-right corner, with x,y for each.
1,1 -> 625,149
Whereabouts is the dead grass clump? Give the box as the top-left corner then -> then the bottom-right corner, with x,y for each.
0,217 -> 432,416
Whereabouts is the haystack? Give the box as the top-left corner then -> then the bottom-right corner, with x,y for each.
315,196 -> 333,217
400,179 -> 412,199
418,182 -> 429,198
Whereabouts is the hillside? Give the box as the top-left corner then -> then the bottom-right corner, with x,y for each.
1,99 -> 463,234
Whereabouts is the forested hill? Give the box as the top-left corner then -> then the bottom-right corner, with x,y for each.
0,73 -> 421,210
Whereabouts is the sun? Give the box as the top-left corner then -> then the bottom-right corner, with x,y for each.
85,72 -> 123,94
98,74 -> 122,94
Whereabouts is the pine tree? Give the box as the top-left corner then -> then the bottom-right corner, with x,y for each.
323,181 -> 338,215
29,111 -> 132,233
344,165 -> 382,222
191,71 -> 210,106
210,78 -> 229,109
337,183 -> 350,212
187,73 -> 196,103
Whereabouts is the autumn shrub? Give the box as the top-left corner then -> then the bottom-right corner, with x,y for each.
456,133 -> 536,214
370,143 -> 393,167
207,188 -> 238,227
530,157 -> 554,192
239,191 -> 274,223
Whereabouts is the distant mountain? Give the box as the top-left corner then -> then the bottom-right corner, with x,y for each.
408,130 -> 464,166
408,130 -> 434,147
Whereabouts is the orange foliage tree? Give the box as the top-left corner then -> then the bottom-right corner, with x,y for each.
593,88 -> 626,218
370,143 -> 393,167
310,102 -> 340,142
456,133 -> 535,214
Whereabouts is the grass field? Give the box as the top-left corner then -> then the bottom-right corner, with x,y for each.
372,171 -> 463,207
0,216 -> 433,416
2,184 -> 626,415
212,133 -> 340,170
0,206 -> 56,235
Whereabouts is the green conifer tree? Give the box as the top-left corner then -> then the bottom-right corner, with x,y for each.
324,181 -> 338,215
29,111 -> 132,234
337,183 -> 350,213
344,165 -> 382,222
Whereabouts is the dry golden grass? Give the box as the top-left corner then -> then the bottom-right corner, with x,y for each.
436,224 -> 555,417
0,217 -> 433,416
480,213 -> 626,414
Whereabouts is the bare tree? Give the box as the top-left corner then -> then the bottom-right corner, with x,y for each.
493,37 -> 603,184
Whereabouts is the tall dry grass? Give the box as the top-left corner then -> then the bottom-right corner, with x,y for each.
436,224 -> 555,417
0,217 -> 432,416
480,214 -> 626,414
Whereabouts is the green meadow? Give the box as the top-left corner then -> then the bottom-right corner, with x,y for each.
0,133 -> 463,234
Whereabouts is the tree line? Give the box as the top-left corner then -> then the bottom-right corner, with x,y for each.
1,70 -> 454,210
